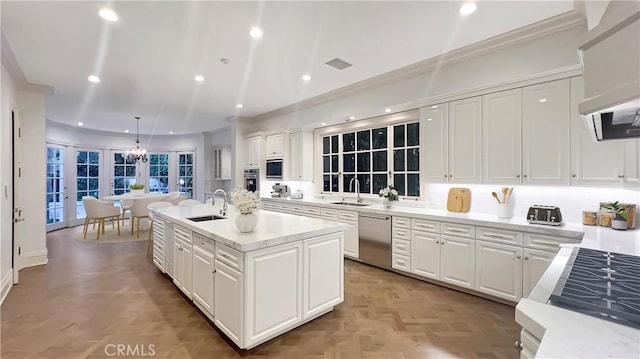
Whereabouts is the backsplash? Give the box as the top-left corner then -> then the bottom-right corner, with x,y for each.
262,180 -> 315,198
425,184 -> 640,223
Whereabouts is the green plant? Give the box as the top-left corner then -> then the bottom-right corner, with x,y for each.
602,201 -> 628,220
129,183 -> 145,190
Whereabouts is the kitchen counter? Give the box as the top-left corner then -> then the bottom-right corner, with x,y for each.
152,203 -> 349,252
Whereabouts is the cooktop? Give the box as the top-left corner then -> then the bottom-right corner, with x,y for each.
549,247 -> 640,329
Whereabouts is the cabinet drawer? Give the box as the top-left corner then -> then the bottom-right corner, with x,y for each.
392,238 -> 411,256
392,227 -> 410,241
476,226 -> 523,246
411,218 -> 440,233
441,222 -> 475,238
174,225 -> 192,244
392,216 -> 410,229
152,254 -> 165,272
339,211 -> 358,223
392,253 -> 411,272
216,244 -> 244,272
524,233 -> 579,251
520,329 -> 540,354
304,206 -> 321,217
153,241 -> 164,256
261,202 -> 277,210
193,232 -> 215,253
321,208 -> 339,220
290,205 -> 305,214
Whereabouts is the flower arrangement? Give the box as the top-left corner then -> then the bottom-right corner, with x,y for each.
129,183 -> 145,190
230,188 -> 261,215
379,185 -> 399,202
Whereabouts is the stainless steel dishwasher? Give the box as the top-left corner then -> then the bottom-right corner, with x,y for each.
358,213 -> 392,269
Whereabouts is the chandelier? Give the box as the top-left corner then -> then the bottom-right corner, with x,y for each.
127,116 -> 147,163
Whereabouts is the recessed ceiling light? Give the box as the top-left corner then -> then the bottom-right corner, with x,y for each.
539,98 -> 548,103
219,58 -> 230,64
385,108 -> 391,113
427,118 -> 433,122
459,2 -> 477,15
236,104 -> 244,109
194,75 -> 204,82
431,105 -> 438,109
125,129 -> 130,133
349,116 -> 356,120
169,131 -> 174,135
321,122 -> 327,126
77,122 -> 84,126
302,74 -> 312,81
249,27 -> 263,38
98,8 -> 118,22
88,75 -> 100,83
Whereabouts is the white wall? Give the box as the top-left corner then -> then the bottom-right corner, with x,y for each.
46,122 -> 206,201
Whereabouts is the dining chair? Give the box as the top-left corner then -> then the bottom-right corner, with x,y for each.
147,201 -> 173,256
82,196 -> 120,240
165,191 -> 182,206
178,199 -> 202,206
120,198 -> 133,228
129,197 -> 160,238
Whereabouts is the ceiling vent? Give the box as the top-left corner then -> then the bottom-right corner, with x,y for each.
326,58 -> 352,70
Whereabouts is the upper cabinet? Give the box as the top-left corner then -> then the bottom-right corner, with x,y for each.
522,79 -> 571,185
244,136 -> 262,169
289,132 -> 313,181
213,146 -> 231,180
266,133 -> 284,159
448,97 -> 483,183
483,89 -> 522,184
422,105 -> 449,183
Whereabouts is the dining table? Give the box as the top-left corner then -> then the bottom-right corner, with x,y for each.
102,193 -> 169,230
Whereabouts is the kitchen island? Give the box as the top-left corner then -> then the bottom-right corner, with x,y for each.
149,204 -> 349,349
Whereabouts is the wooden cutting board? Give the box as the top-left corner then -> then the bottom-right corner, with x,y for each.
447,188 -> 471,213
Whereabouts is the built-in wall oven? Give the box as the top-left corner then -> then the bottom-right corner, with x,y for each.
265,159 -> 283,179
244,169 -> 259,192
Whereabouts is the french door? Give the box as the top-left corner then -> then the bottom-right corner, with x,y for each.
148,153 -> 170,193
73,148 -> 103,226
177,151 -> 195,199
110,151 -> 139,195
46,145 -> 67,231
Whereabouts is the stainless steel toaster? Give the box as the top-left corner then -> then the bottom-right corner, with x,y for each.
527,205 -> 562,226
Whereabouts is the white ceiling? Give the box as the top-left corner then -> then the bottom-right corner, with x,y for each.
2,1 -> 576,135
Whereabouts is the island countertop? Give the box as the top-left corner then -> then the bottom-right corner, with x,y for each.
151,204 -> 350,252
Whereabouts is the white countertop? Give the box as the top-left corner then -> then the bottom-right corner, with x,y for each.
152,204 -> 349,252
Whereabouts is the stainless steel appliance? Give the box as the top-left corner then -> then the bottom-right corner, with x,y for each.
244,169 -> 259,192
549,247 -> 640,328
266,159 -> 283,179
358,213 -> 391,269
270,183 -> 289,198
526,205 -> 562,226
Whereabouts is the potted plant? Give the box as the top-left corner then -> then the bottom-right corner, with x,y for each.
601,201 -> 628,230
379,185 -> 399,208
129,183 -> 145,196
230,188 -> 261,233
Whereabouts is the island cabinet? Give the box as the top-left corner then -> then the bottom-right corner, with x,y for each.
151,217 -> 166,272
192,232 -> 215,319
173,225 -> 193,299
214,232 -> 344,349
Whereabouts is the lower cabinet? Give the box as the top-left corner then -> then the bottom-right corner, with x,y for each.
440,235 -> 475,289
214,259 -> 244,345
303,234 -> 344,319
340,212 -> 359,259
475,241 -> 523,302
192,245 -> 215,316
522,248 -> 556,298
173,238 -> 193,299
410,231 -> 440,279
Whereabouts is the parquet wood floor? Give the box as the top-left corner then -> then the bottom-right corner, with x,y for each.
1,226 -> 520,358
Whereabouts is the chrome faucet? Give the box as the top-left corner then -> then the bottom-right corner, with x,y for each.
213,189 -> 228,216
349,177 -> 362,203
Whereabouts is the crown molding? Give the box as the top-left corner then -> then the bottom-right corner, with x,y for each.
2,31 -> 55,95
250,11 -> 587,123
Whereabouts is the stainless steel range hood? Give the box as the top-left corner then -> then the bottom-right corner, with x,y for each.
578,1 -> 640,142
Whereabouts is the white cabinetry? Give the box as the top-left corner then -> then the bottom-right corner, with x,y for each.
623,141 -> 640,190
152,217 -> 166,272
422,105 -> 449,182
266,133 -> 284,159
244,136 -> 262,168
192,233 -> 215,317
483,89 -> 522,184
212,146 -> 231,180
339,211 -> 358,258
440,235 -> 475,289
173,236 -> 193,298
214,259 -> 244,345
522,248 -> 556,298
302,234 -> 344,319
475,241 -> 523,302
410,231 -> 440,279
448,96 -> 483,183
289,132 -> 314,181
522,79 -> 571,185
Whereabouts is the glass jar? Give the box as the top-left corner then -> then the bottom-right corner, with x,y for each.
582,211 -> 597,226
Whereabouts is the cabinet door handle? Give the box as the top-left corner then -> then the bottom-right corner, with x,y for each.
516,174 -> 520,178
516,255 -> 522,259
618,175 -> 625,179
444,174 -> 448,178
441,241 -> 445,245
572,174 -> 577,178
212,269 -> 217,274
515,340 -> 523,351
524,256 -> 529,260
523,174 -> 528,178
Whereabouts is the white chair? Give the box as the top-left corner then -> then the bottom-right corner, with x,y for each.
120,198 -> 133,228
147,201 -> 173,256
82,196 -> 120,240
129,197 -> 160,238
164,191 -> 182,206
178,199 -> 202,206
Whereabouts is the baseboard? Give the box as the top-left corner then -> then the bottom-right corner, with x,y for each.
1,269 -> 13,306
20,249 -> 48,269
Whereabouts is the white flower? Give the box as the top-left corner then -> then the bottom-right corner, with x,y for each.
229,188 -> 261,215
391,189 -> 398,196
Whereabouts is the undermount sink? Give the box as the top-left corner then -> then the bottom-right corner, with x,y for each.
331,202 -> 370,207
187,215 -> 226,222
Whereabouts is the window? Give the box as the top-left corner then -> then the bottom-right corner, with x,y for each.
148,153 -> 169,193
321,121 -> 420,197
178,152 -> 194,198
76,150 -> 101,218
113,152 -> 137,195
46,146 -> 64,225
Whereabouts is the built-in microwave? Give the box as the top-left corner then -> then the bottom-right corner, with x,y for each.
266,159 -> 283,179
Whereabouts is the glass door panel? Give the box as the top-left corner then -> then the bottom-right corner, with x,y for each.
112,152 -> 137,195
76,149 -> 102,220
178,151 -> 194,199
148,153 -> 169,193
46,145 -> 66,231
